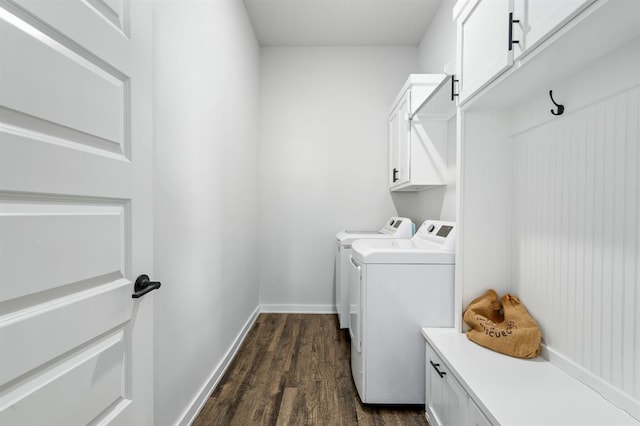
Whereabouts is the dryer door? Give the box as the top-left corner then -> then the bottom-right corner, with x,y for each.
348,255 -> 362,353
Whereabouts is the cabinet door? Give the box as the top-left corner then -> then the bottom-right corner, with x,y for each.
468,399 -> 492,426
458,0 -> 513,102
427,351 -> 467,426
389,91 -> 411,187
514,0 -> 592,58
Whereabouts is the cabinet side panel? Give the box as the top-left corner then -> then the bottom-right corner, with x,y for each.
459,111 -> 512,309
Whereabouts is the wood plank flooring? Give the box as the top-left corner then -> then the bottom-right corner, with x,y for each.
193,314 -> 427,425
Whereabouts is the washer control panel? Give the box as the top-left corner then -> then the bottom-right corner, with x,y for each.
414,220 -> 456,251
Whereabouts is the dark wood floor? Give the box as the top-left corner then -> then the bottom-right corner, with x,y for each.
193,313 -> 427,425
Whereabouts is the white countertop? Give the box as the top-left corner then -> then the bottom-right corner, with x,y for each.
422,327 -> 639,425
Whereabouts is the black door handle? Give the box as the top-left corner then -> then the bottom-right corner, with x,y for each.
132,274 -> 161,299
392,167 -> 399,183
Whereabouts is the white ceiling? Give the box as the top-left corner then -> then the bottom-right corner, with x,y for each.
242,0 -> 443,46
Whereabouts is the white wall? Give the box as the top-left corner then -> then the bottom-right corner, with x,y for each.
508,39 -> 640,416
417,0 -> 456,74
152,1 -> 260,424
400,0 -> 457,224
258,47 -> 418,309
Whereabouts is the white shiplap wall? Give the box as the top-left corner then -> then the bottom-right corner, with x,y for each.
511,86 -> 640,410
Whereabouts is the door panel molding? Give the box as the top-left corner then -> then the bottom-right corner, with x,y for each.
0,328 -> 129,425
0,0 -> 131,156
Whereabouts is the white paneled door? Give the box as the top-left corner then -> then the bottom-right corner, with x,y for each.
0,0 -> 154,424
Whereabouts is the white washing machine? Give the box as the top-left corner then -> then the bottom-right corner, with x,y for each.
348,219 -> 455,404
335,217 -> 414,329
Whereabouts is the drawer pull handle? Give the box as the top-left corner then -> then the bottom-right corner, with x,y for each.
430,360 -> 446,378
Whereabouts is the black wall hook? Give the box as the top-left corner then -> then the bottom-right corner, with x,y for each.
549,90 -> 565,116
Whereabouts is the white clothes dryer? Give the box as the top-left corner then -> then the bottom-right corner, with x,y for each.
334,217 -> 413,329
348,220 -> 455,404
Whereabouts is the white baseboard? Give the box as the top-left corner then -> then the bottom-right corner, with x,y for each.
259,304 -> 336,314
179,305 -> 260,426
542,344 -> 640,421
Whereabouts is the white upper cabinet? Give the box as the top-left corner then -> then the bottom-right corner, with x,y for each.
456,0 -> 513,103
455,0 -> 594,104
389,91 -> 411,188
514,0 -> 594,59
388,75 -> 452,192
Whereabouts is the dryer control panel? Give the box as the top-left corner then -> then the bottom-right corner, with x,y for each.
380,216 -> 414,237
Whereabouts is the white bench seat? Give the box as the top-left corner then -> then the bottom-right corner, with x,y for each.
421,327 -> 639,426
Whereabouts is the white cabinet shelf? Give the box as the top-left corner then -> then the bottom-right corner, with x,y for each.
409,74 -> 457,121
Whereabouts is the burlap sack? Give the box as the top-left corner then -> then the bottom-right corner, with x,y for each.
463,290 -> 542,359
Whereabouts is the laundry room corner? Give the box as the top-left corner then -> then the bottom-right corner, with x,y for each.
257,47 -> 419,312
